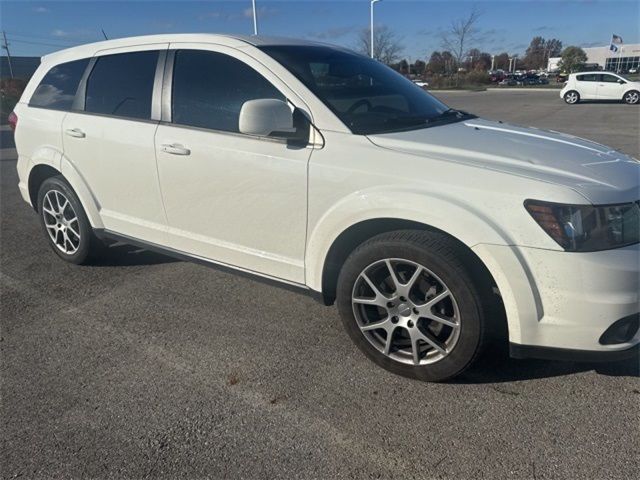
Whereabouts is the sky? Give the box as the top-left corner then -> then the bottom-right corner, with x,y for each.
1,0 -> 639,60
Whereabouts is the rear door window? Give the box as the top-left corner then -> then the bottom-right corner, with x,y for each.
85,51 -> 158,120
29,58 -> 89,110
576,74 -> 598,82
170,49 -> 285,133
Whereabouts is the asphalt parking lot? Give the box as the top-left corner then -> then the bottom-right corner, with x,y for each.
1,90 -> 639,479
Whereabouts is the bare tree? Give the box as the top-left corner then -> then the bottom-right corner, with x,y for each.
357,26 -> 404,65
440,6 -> 483,70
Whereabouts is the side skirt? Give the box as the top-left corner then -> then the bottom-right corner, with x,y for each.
94,229 -> 326,302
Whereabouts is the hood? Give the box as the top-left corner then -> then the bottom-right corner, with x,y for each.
367,118 -> 640,204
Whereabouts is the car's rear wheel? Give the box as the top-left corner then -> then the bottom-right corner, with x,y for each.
336,230 -> 496,382
564,91 -> 580,104
623,90 -> 639,105
37,176 -> 103,264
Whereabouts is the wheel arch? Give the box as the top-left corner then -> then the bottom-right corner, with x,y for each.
27,155 -> 103,228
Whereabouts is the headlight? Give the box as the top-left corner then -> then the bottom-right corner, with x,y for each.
524,200 -> 640,252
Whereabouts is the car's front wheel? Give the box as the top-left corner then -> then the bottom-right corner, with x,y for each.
623,90 -> 639,105
37,176 -> 103,264
336,230 -> 497,382
564,91 -> 580,104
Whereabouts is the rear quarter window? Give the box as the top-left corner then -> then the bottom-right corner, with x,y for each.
29,58 -> 89,110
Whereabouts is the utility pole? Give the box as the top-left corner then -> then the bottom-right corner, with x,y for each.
370,0 -> 381,59
252,0 -> 258,35
2,31 -> 14,79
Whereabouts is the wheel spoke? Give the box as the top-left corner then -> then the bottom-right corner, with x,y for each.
360,318 -> 391,332
383,327 -> 395,355
67,225 -> 80,239
405,266 -> 423,291
416,329 -> 447,355
384,260 -> 402,291
423,288 -> 451,308
424,313 -> 458,328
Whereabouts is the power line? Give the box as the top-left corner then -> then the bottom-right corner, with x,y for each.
6,38 -> 80,48
4,31 -> 78,45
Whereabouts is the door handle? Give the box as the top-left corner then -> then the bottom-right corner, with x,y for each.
65,128 -> 85,138
161,143 -> 191,156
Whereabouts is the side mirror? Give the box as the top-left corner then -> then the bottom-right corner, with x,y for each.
239,99 -> 296,137
617,79 -> 625,84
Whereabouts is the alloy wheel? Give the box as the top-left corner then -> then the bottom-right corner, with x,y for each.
42,190 -> 81,255
625,91 -> 639,104
351,258 -> 461,366
565,92 -> 578,104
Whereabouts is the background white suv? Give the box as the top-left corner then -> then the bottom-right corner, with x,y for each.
561,72 -> 640,104
12,34 -> 640,381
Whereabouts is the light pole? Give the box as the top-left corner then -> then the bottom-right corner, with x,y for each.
491,55 -> 495,71
251,0 -> 258,35
370,0 -> 381,59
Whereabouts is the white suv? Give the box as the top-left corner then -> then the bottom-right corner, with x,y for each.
13,35 -> 640,381
561,72 -> 640,104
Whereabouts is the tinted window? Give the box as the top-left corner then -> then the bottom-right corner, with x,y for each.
260,46 -> 455,135
577,74 -> 598,82
29,59 -> 89,110
171,50 -> 285,132
85,51 -> 158,119
600,74 -> 621,83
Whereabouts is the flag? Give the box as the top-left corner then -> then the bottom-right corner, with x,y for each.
610,43 -> 619,53
612,34 -> 623,45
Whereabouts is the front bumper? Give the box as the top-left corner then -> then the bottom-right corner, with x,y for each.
473,243 -> 640,358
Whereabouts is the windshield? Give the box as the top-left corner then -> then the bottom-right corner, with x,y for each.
260,45 -> 474,135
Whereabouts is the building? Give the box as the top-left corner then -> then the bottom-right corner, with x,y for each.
1,56 -> 41,79
548,43 -> 640,73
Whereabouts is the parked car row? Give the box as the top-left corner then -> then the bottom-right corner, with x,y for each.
497,73 -> 549,86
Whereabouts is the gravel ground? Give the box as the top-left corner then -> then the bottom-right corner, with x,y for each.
1,91 -> 639,479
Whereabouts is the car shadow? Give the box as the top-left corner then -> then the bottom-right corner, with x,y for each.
452,349 -> 639,384
92,242 -> 180,267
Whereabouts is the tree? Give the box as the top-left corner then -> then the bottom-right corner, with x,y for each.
494,52 -> 510,70
357,26 -> 404,65
440,6 -> 483,70
427,51 -> 445,74
524,36 -> 563,70
413,59 -> 427,77
476,52 -> 492,71
524,36 -> 546,69
558,46 -> 587,73
545,39 -> 563,58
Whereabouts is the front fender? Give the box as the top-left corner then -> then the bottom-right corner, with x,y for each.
305,186 -> 513,291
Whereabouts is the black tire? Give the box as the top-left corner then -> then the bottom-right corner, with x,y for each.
623,90 -> 639,105
37,176 -> 103,264
336,230 -> 497,382
564,91 -> 580,104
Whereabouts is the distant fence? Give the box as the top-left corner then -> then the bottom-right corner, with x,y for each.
1,56 -> 41,80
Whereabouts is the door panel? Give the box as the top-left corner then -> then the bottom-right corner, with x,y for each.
155,46 -> 311,282
61,46 -> 168,243
62,114 -> 166,241
596,75 -> 625,99
155,126 -> 310,282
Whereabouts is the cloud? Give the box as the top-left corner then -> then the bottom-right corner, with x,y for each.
51,29 -> 94,39
32,6 -> 49,14
534,26 -> 556,32
309,26 -> 356,40
243,6 -> 278,20
198,11 -> 222,20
